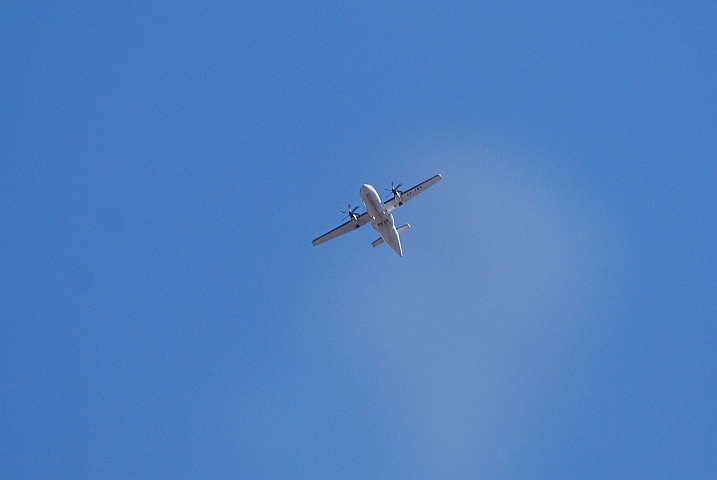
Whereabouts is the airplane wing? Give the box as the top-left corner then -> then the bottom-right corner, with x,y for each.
384,174 -> 442,212
311,212 -> 371,246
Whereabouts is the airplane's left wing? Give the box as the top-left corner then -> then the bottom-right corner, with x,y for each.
312,212 -> 371,246
384,174 -> 442,212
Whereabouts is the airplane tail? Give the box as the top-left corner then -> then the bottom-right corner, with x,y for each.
371,224 -> 411,248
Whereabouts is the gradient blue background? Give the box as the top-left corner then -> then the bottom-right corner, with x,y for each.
2,2 -> 715,478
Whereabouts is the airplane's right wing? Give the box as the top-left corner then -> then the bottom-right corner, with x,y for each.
384,174 -> 442,212
311,212 -> 371,246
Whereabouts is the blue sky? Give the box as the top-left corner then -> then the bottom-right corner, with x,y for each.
1,2 -> 715,478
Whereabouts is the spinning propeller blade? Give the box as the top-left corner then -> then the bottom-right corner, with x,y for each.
340,204 -> 361,220
383,181 -> 404,199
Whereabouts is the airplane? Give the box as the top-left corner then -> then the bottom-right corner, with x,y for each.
311,174 -> 442,257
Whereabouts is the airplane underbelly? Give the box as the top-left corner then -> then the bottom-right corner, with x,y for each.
377,215 -> 402,256
360,184 -> 385,219
371,212 -> 393,231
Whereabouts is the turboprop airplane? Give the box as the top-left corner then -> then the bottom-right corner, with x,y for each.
311,174 -> 442,257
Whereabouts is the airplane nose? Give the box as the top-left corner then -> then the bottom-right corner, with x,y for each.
360,184 -> 371,195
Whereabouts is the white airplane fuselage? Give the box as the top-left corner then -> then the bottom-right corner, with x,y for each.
360,184 -> 403,257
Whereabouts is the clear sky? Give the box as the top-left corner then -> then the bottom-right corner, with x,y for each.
1,2 -> 715,479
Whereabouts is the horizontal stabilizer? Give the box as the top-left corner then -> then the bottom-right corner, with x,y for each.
397,223 -> 411,234
371,224 -> 411,248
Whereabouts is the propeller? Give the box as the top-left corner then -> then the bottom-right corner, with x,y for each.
341,204 -> 361,221
384,181 -> 403,200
